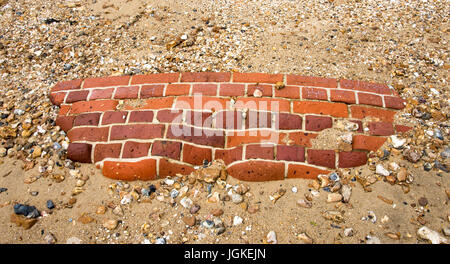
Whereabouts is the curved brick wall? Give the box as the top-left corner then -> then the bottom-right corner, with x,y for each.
49,72 -> 408,181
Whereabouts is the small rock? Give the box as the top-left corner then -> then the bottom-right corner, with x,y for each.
376,164 -> 390,176
443,227 -> 450,237
247,204 -> 260,214
96,206 -> 106,215
103,219 -> 119,230
291,186 -> 298,193
365,236 -> 381,244
417,226 -> 448,244
113,206 -> 124,216
182,216 -> 196,227
180,197 -> 193,208
341,185 -> 352,203
327,193 -> 343,203
391,135 -> 406,148
231,193 -> 243,204
403,148 -> 422,163
344,228 -> 354,237
418,197 -> 428,207
253,89 -> 262,97
297,199 -> 312,208
397,168 -> 408,182
266,231 -> 277,244
10,213 -> 37,230
44,233 -> 56,244
190,204 -> 201,214
297,233 -> 313,244
202,220 -> 214,229
78,213 -> 95,224
46,200 -> 55,210
211,208 -> 224,216
233,215 -> 243,226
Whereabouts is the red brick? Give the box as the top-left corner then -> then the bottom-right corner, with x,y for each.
73,113 -> 101,127
185,111 -> 213,128
124,97 -> 174,110
166,125 -> 225,148
305,115 -> 332,131
151,140 -> 182,160
83,76 -> 130,88
226,130 -> 280,148
226,161 -> 285,181
159,159 -> 195,177
285,132 -> 318,147
156,109 -> 183,123
276,145 -> 305,162
339,151 -> 368,168
352,135 -> 387,152
233,72 -> 283,84
131,73 -> 179,84
384,96 -> 406,109
110,124 -> 164,140
276,113 -> 302,130
307,149 -> 336,169
350,106 -> 396,122
101,111 -> 128,125
181,72 -> 231,82
66,90 -> 89,103
234,98 -> 290,112
122,141 -> 151,158
246,144 -> 274,160
49,92 -> 66,106
103,159 -> 157,181
140,85 -> 164,98
302,87 -> 328,100
358,92 -> 383,107
245,110 -> 272,129
214,146 -> 243,165
368,122 -> 395,136
59,105 -> 71,116
287,164 -> 331,179
89,88 -> 114,100
293,101 -> 348,118
174,96 -> 228,111
350,120 -> 364,133
215,110 -> 244,130
67,143 -> 92,163
114,86 -> 139,99
340,79 -> 391,95
247,84 -> 272,97
51,79 -> 83,92
128,110 -> 154,123
192,84 -> 218,96
287,75 -> 337,88
93,143 -> 122,163
182,144 -> 213,165
55,115 -> 75,132
219,84 -> 245,96
67,127 -> 109,142
395,125 -> 412,133
165,84 -> 191,96
70,100 -> 118,114
274,85 -> 300,99
330,90 -> 356,104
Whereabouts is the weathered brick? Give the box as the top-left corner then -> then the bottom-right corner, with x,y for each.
67,143 -> 92,163
110,124 -> 164,140
274,85 -> 300,99
67,127 -> 109,142
384,96 -> 406,109
395,125 -> 412,133
174,96 -> 228,111
166,125 -> 225,148
339,151 -> 368,168
83,76 -> 130,88
181,72 -> 231,82
122,141 -> 151,158
246,144 -> 274,160
49,92 -> 66,106
93,143 -> 122,163
247,84 -> 272,97
358,92 -> 383,107
340,79 -> 391,95
305,115 -> 332,131
131,73 -> 179,84
302,87 -> 328,100
227,161 -> 285,181
350,120 -> 364,133
284,132 -> 318,147
234,98 -> 290,112
182,144 -> 213,165
140,85 -> 164,98
59,105 -> 71,116
245,110 -> 272,129
352,135 -> 387,151
128,110 -> 155,123
159,159 -> 195,177
101,111 -> 128,125
89,88 -> 114,100
368,122 -> 395,136
287,164 -> 331,179
214,146 -> 243,165
103,159 -> 157,181
219,84 -> 245,96
70,100 -> 118,115
276,113 -> 302,130
151,140 -> 182,160
124,97 -> 174,110
293,101 -> 348,118
215,110 -> 244,130
73,113 -> 101,127
192,84 -> 218,96
307,149 -> 336,169
226,130 -> 280,148
276,145 -> 305,162
51,79 -> 83,92
330,90 -> 356,104
233,73 -> 283,84
56,115 -> 75,132
66,90 -> 89,103
114,86 -> 139,99
350,106 -> 396,122
156,109 -> 183,123
165,84 -> 191,96
287,75 -> 337,88
185,111 -> 213,127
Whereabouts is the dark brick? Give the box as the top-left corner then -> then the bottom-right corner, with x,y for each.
122,141 -> 151,158
66,90 -> 89,103
339,151 -> 368,168
307,149 -> 336,169
277,113 -> 302,130
93,143 -> 122,163
182,144 -> 213,165
128,111 -> 155,123
151,140 -> 182,160
305,115 -> 332,131
246,144 -> 274,160
276,145 -> 305,162
110,124 -> 164,140
101,111 -> 128,125
67,143 -> 92,163
73,113 -> 101,127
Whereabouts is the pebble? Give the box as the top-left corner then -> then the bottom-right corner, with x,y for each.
44,233 -> 56,244
391,136 -> 406,148
96,206 -> 107,215
13,204 -> 40,218
327,193 -> 343,203
247,204 -> 260,214
46,200 -> 55,210
231,193 -> 243,204
190,204 -> 201,214
291,186 -> 298,193
266,231 -> 277,244
180,197 -> 193,208
182,216 -> 196,227
344,228 -> 354,237
341,185 -> 352,203
376,164 -> 390,176
365,236 -> 381,244
297,233 -> 313,244
397,167 -> 408,182
417,226 -> 448,244
103,219 -> 119,230
233,215 -> 243,226
211,208 -> 224,216
112,206 -> 124,216
10,213 -> 38,229
297,199 -> 312,208
202,220 -> 214,229
418,197 -> 428,207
